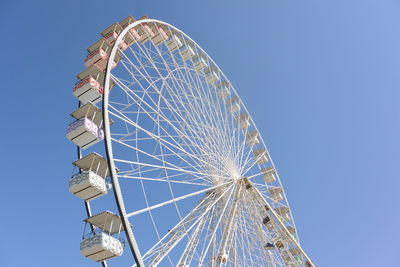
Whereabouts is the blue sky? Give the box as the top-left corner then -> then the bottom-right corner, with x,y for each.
1,0 -> 399,266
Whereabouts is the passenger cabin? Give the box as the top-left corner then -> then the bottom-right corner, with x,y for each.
73,75 -> 103,105
275,240 -> 284,250
141,22 -> 155,43
241,177 -> 252,189
151,24 -> 169,46
216,251 -> 228,264
120,16 -> 142,43
179,45 -> 195,61
85,38 -> 112,68
101,22 -> 129,50
246,131 -> 260,146
66,117 -> 104,149
87,38 -> 112,54
69,170 -> 107,201
226,96 -> 240,113
85,48 -> 108,68
129,16 -> 151,44
281,248 -> 302,265
279,213 -> 291,222
262,216 -> 271,225
274,206 -> 290,221
268,186 -> 283,202
70,103 -> 110,128
274,205 -> 290,215
204,67 -> 220,85
270,192 -> 284,202
253,149 -> 268,164
166,34 -> 183,51
215,81 -> 230,99
286,226 -> 296,235
193,56 -> 208,71
236,113 -> 250,130
85,211 -> 125,235
226,96 -> 239,105
77,63 -> 105,82
101,23 -> 123,44
120,15 -> 135,30
117,40 -> 128,51
80,211 -> 125,262
73,152 -> 110,178
69,152 -> 118,201
80,232 -> 124,262
261,167 -> 276,183
268,186 -> 283,195
264,242 -> 274,250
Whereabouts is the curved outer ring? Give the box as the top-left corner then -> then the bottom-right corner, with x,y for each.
103,18 -> 313,266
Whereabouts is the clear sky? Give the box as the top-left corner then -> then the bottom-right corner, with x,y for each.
1,0 -> 399,266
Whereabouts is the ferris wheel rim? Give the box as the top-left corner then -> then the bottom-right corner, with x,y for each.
101,18 -> 311,266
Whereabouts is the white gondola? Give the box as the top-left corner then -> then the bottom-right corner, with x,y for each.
215,81 -> 230,99
73,152 -> 110,178
87,38 -> 112,54
216,251 -> 228,264
275,240 -> 284,250
120,16 -> 142,43
261,166 -> 276,183
140,21 -> 155,44
253,148 -> 268,164
240,177 -> 252,189
280,213 -> 291,222
262,216 -> 271,225
281,248 -> 302,265
228,102 -> 240,113
129,27 -> 142,42
80,232 -> 124,262
264,242 -> 274,250
274,205 -> 290,215
151,24 -> 169,46
269,186 -> 284,202
226,96 -> 239,104
84,48 -> 108,68
268,186 -> 283,195
236,113 -> 250,130
83,48 -> 119,71
246,131 -> 260,146
77,64 -> 104,81
85,211 -> 125,235
204,67 -> 220,84
286,226 -> 296,235
69,152 -> 114,201
73,76 -> 103,105
85,38 -> 112,68
118,40 -> 129,51
120,15 -> 135,30
128,16 -> 151,44
165,34 -> 183,51
101,23 -> 123,44
66,117 -> 104,149
193,56 -> 208,71
179,45 -> 195,61
70,103 -> 109,127
69,170 -> 107,201
270,192 -> 284,202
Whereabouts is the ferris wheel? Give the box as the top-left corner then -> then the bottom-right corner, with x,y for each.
66,15 -> 314,267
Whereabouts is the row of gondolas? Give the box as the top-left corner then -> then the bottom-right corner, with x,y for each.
66,15 -> 302,265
